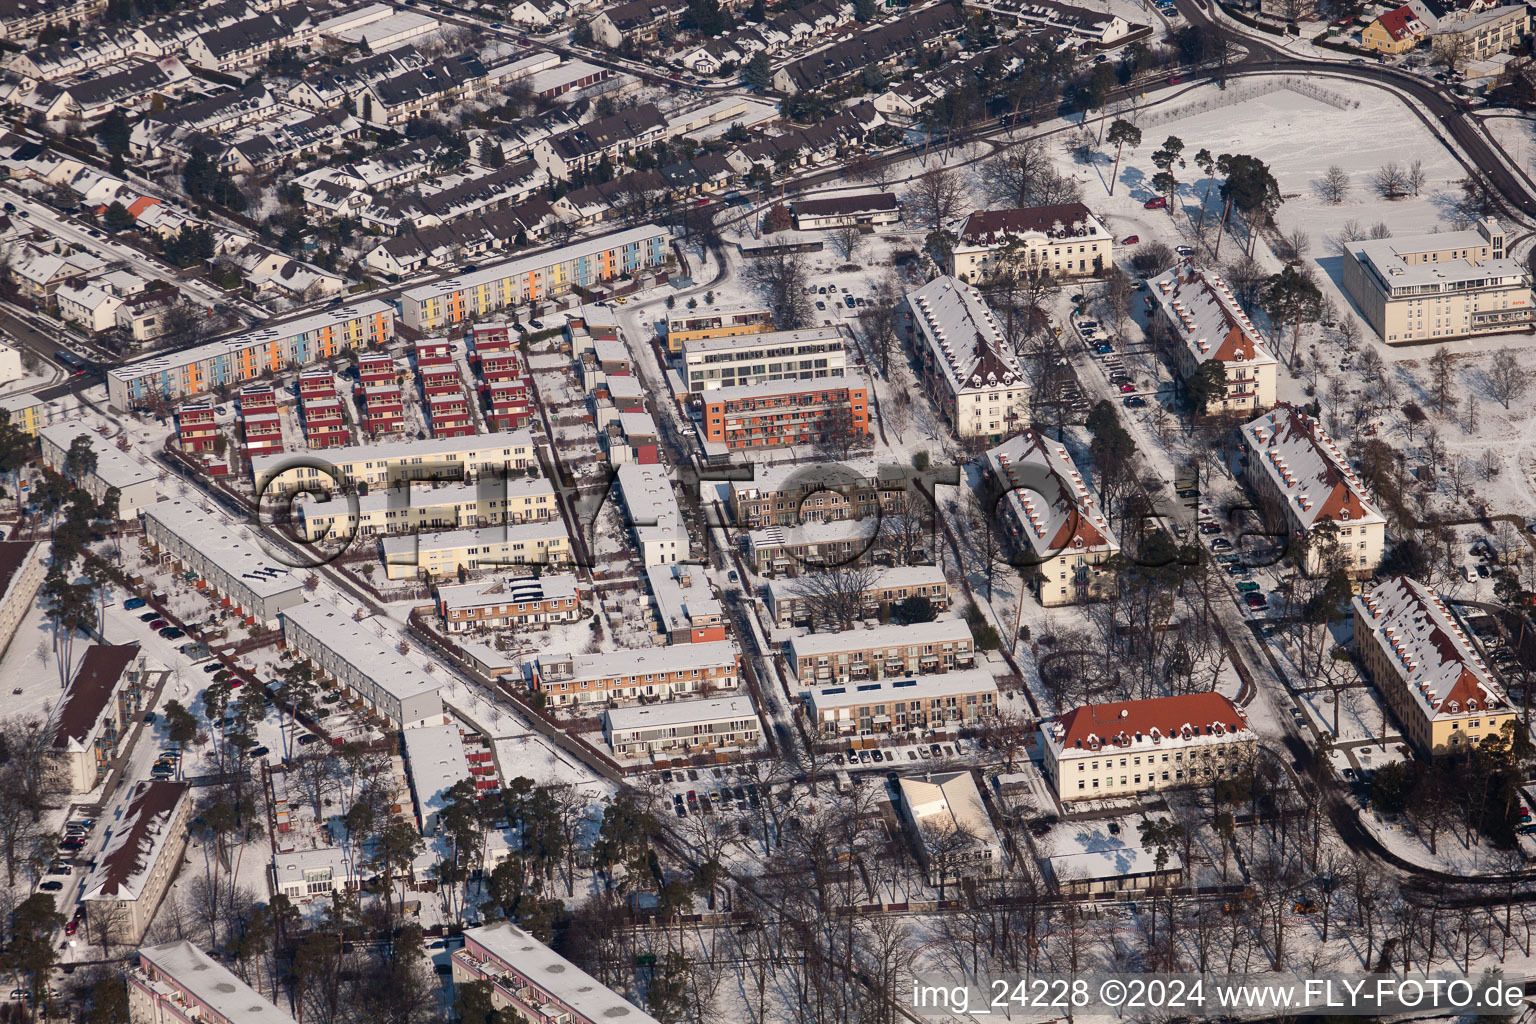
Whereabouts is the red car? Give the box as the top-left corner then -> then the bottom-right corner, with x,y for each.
148,619 -> 167,630
1168,74 -> 1184,85
1118,383 -> 1136,393
1144,197 -> 1167,209
65,919 -> 78,936
1120,235 -> 1140,245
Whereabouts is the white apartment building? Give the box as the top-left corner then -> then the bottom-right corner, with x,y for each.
141,499 -> 306,626
616,462 -> 689,566
280,602 -> 446,728
253,431 -> 537,496
82,780 -> 193,945
49,643 -> 145,794
453,923 -> 664,1024
381,521 -> 573,580
766,563 -> 952,627
1341,217 -> 1532,343
402,723 -> 472,834
1241,404 -> 1386,576
804,669 -> 999,739
602,696 -> 761,758
681,326 -> 847,393
1040,692 -> 1255,802
1148,262 -> 1279,414
530,642 -> 739,707
906,276 -> 1026,441
40,423 -> 158,519
130,940 -> 298,1024
985,431 -> 1120,607
948,204 -> 1111,283
436,573 -> 587,632
0,541 -> 45,658
294,477 -> 557,541
790,618 -> 976,683
897,771 -> 1004,887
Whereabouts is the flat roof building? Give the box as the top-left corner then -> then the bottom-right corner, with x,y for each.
453,922 -> 663,1024
745,517 -> 878,576
253,430 -> 536,496
531,641 -> 740,707
281,602 -> 446,729
664,301 -> 774,354
644,563 -> 724,643
804,669 -> 998,739
681,326 -> 846,393
766,563 -> 951,628
129,940 -> 298,1024
603,696 -> 761,759
789,618 -> 976,683
293,476 -> 557,541
699,374 -> 871,451
40,423 -> 158,519
381,520 -> 573,580
436,572 -> 587,633
141,500 -> 307,626
616,463 -> 689,567
402,723 -> 472,834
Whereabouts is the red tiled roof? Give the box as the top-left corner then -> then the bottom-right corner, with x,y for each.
1376,4 -> 1422,40
1052,692 -> 1247,750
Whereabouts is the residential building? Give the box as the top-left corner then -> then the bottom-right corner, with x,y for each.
452,923 -> 664,1024
532,103 -> 667,180
185,11 -> 312,72
681,327 -> 846,393
645,563 -> 724,643
897,771 -> 1003,887
664,302 -> 774,354
0,392 -> 53,436
699,374 -> 870,450
39,423 -> 158,519
746,517 -> 876,576
969,0 -> 1132,41
381,521 -> 573,580
1040,693 -> 1255,802
804,669 -> 999,739
141,500 -> 306,626
790,619 -> 975,683
1431,4 -> 1528,61
270,847 -> 364,900
728,458 -> 908,528
252,431 -> 536,496
530,642 -> 740,707
128,940 -> 297,1024
81,780 -> 193,945
0,0 -> 107,40
773,3 -> 964,92
436,573 -> 587,632
790,192 -> 901,230
985,431 -> 1120,606
294,477 -> 557,541
1340,217 -> 1532,343
1363,3 -> 1430,52
107,300 -> 394,408
55,283 -> 125,333
1241,404 -> 1386,575
237,385 -> 284,459
1147,261 -> 1279,414
48,644 -> 145,793
175,401 -> 219,453
399,225 -> 669,331
906,277 -> 1026,441
616,463 -> 689,566
766,564 -> 951,628
280,602 -> 447,729
402,723 -> 472,834
1045,844 -> 1184,895
1354,575 -> 1518,755
603,696 -> 761,758
948,204 -> 1111,282
0,542 -> 43,657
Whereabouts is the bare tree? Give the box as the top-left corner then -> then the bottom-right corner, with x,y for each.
828,224 -> 864,262
1369,221 -> 1393,239
1373,162 -> 1410,200
743,250 -> 815,329
904,165 -> 969,232
1487,348 -> 1530,409
1318,164 -> 1351,204
791,564 -> 882,630
1407,159 -> 1428,197
974,136 -> 1082,208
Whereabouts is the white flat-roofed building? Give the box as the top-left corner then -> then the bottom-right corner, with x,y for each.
531,641 -> 739,706
1040,692 -> 1254,802
767,564 -> 952,628
39,423 -> 157,519
746,517 -> 878,576
402,723 -> 471,834
399,225 -> 669,331
319,5 -> 437,48
129,940 -> 298,1024
82,780 -> 192,945
897,770 -> 1003,887
664,300 -> 774,354
948,203 -> 1111,282
294,476 -> 557,540
1148,262 -> 1279,414
1045,844 -> 1184,895
381,520 -> 572,580
790,618 -> 976,683
270,846 -> 361,900
681,326 -> 846,392
603,696 -> 761,758
906,276 -> 1025,440
436,572 -> 587,632
0,541 -> 44,659
616,463 -> 689,566
1341,217 -> 1532,343
141,500 -> 306,626
253,430 -> 536,496
453,922 -> 664,1024
645,563 -> 724,643
107,300 -> 394,408
985,431 -> 1119,607
805,669 -> 998,738
280,602 -> 446,729
1241,404 -> 1386,576
728,458 -> 909,528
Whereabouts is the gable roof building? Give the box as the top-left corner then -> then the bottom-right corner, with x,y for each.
905,276 -> 1025,440
1148,261 -> 1279,414
949,203 -> 1111,282
81,780 -> 193,944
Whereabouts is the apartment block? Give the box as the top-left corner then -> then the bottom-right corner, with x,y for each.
603,696 -> 761,758
985,431 -> 1120,607
906,277 -> 1025,440
682,326 -> 846,393
804,669 -> 999,739
530,642 -> 740,707
897,771 -> 1003,887
253,431 -> 536,496
281,602 -> 446,729
402,723 -> 473,834
766,564 -> 951,628
746,517 -> 877,576
237,385 -> 284,459
791,618 -> 975,683
645,563 -> 725,643
142,500 -> 306,626
664,301 -> 774,354
1341,217 -> 1532,343
381,521 -> 572,580
1431,4 -> 1528,60
129,940 -> 297,1024
295,477 -> 556,541
1041,693 -> 1254,802
948,204 -> 1111,282
107,300 -> 394,408
452,923 -> 663,1024
40,423 -> 159,520
1148,262 -> 1279,414
1354,575 -> 1517,756
1241,405 -> 1386,576
436,572 -> 588,632
790,192 -> 901,231
82,780 -> 193,945
0,542 -> 45,658
616,463 -> 690,566
175,400 -> 219,452
399,225 -> 669,331
729,458 -> 909,528
49,644 -> 146,794
699,374 -> 870,450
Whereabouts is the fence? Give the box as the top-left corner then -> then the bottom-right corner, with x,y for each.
1136,76 -> 1360,131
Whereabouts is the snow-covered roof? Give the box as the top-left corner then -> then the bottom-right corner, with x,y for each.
766,563 -> 948,602
297,477 -> 555,521
135,941 -> 296,1024
462,922 -> 663,1024
402,723 -> 471,829
905,276 -> 1023,396
436,572 -> 583,613
83,780 -> 190,903
141,499 -> 304,602
1355,575 -> 1510,722
805,668 -> 999,710
683,325 -> 842,358
280,602 -> 443,705
40,423 -> 155,492
536,641 -> 737,685
1148,262 -> 1279,368
747,517 -> 877,552
252,429 -> 535,481
1241,404 -> 1385,530
1046,844 -> 1183,884
380,521 -> 569,561
730,457 -> 905,499
697,372 -> 865,406
898,770 -> 1001,851
644,563 -> 720,632
789,617 -> 971,659
616,462 -> 685,550
400,225 -> 666,305
984,431 -> 1118,559
604,695 -> 755,731
1043,692 -> 1250,759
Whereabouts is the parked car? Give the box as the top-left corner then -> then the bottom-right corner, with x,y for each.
298,734 -> 321,745
159,627 -> 184,640
1210,537 -> 1233,550
1120,234 -> 1140,245
203,662 -> 223,674
123,597 -> 147,610
39,881 -> 62,892
1167,73 -> 1184,84
1123,396 -> 1147,408
1144,197 -> 1167,209
1236,581 -> 1261,594
1243,592 -> 1268,609
139,612 -> 160,623
1175,244 -> 1195,257
143,711 -> 156,724
1118,382 -> 1136,393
